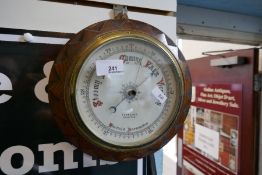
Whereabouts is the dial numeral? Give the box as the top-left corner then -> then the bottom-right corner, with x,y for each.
80,89 -> 86,95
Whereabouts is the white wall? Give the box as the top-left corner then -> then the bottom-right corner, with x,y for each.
179,39 -> 254,60
88,0 -> 177,12
0,0 -> 177,41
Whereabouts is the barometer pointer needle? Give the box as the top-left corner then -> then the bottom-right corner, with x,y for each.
109,74 -> 151,113
109,97 -> 126,113
136,75 -> 151,88
134,62 -> 141,84
109,63 -> 150,113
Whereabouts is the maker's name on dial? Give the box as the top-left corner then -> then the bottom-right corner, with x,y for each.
122,113 -> 138,118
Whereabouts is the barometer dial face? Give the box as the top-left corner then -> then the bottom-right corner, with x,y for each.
48,19 -> 191,161
75,37 -> 179,147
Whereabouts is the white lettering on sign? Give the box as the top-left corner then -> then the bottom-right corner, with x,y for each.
96,60 -> 124,76
34,61 -> 54,103
152,86 -> 167,104
0,142 -> 118,174
100,159 -> 117,166
0,146 -> 34,175
38,142 -> 78,173
83,154 -> 117,167
83,154 -> 97,168
0,73 -> 13,104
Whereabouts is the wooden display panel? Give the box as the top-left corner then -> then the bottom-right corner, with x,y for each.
177,49 -> 260,175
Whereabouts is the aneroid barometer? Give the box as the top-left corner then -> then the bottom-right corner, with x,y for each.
48,11 -> 191,161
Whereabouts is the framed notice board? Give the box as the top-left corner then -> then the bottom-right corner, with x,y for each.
177,49 -> 260,175
0,29 -> 150,175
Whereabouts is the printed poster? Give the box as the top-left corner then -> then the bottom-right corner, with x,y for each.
182,84 -> 242,175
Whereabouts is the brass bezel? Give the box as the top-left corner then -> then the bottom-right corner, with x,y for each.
65,30 -> 185,151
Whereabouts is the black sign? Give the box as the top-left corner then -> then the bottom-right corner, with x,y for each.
0,40 -> 146,175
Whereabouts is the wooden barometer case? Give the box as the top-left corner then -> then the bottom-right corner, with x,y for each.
48,14 -> 191,161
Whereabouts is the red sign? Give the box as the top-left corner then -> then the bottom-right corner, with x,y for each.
182,84 -> 242,175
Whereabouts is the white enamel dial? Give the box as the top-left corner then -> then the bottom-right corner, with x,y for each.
75,37 -> 181,147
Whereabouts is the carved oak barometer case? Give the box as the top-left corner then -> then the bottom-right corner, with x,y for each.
48,13 -> 191,161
